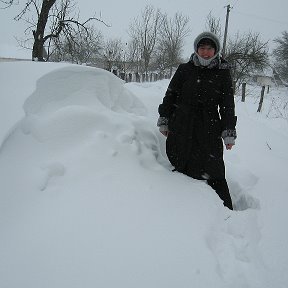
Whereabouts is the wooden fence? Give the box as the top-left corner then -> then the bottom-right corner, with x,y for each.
111,70 -> 171,83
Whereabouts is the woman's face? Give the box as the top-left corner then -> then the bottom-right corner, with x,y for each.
197,45 -> 216,59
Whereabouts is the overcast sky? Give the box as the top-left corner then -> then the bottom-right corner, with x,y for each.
0,0 -> 287,58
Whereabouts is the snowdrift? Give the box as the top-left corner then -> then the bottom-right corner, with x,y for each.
0,63 -> 287,288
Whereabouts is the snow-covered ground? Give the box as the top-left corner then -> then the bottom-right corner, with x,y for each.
0,61 -> 288,288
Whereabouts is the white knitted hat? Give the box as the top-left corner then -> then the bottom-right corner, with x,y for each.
194,31 -> 221,54
193,31 -> 221,66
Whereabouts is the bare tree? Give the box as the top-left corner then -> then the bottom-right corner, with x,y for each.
129,5 -> 162,76
50,24 -> 103,64
102,39 -> 124,72
205,12 -> 222,39
153,46 -> 169,76
225,32 -> 269,90
126,39 -> 142,73
273,31 -> 288,82
2,0 -> 107,61
157,12 -> 189,77
204,13 -> 269,90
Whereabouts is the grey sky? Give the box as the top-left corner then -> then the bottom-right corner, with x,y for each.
1,0 -> 287,58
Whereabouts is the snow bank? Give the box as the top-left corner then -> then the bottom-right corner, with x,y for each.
0,64 -> 226,288
0,63 -> 287,288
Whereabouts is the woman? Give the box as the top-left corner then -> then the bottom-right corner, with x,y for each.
157,31 -> 237,210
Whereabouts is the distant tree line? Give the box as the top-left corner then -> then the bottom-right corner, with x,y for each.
2,0 -> 288,86
1,1 -> 189,79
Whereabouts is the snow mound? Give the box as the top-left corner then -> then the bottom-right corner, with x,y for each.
23,65 -> 147,116
20,66 -> 156,161
2,65 -> 169,176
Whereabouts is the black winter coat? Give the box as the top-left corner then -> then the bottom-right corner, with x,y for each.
158,59 -> 237,180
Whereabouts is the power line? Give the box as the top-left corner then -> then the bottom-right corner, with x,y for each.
233,10 -> 288,26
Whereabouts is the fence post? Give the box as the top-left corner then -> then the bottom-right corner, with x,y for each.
241,82 -> 246,102
135,72 -> 140,83
257,85 -> 265,112
128,73 -> 132,82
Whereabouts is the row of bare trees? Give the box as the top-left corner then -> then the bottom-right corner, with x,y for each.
3,0 -> 286,87
1,1 -> 190,78
127,6 -> 189,77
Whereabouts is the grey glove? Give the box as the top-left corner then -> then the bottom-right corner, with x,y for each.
221,129 -> 237,145
223,136 -> 235,145
159,125 -> 169,133
157,117 -> 169,136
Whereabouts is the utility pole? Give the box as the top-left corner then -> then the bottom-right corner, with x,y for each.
222,4 -> 231,57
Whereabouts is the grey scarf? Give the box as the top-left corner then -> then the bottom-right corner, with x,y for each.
190,53 -> 220,69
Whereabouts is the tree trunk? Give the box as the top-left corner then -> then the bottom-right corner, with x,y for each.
32,0 -> 56,61
257,86 -> 265,112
